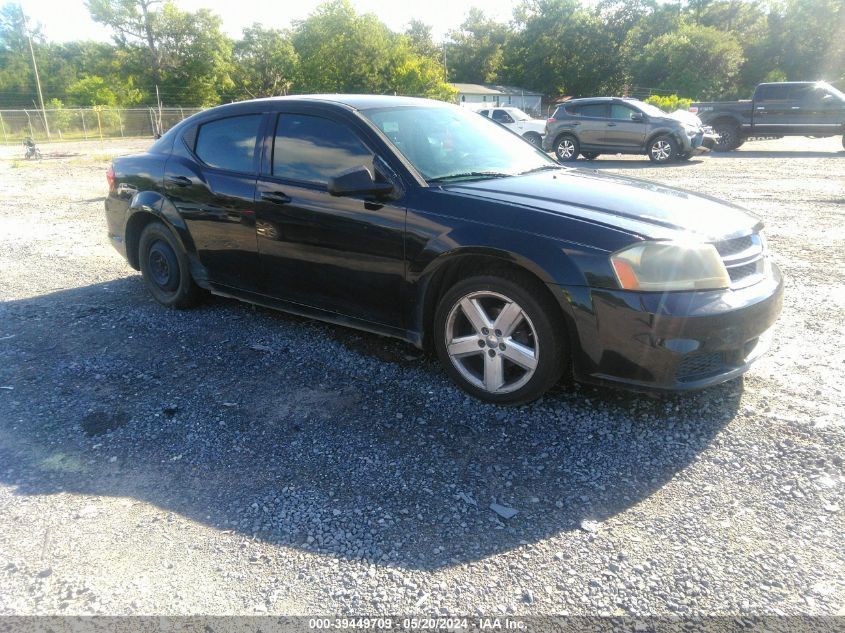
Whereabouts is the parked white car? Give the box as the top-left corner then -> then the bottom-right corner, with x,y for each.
476,107 -> 547,146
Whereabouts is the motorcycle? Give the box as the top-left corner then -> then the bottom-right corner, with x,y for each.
23,137 -> 42,160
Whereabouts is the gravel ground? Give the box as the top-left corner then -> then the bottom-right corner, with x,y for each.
0,135 -> 843,617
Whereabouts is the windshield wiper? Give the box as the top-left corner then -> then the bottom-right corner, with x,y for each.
518,165 -> 562,175
427,171 -> 514,184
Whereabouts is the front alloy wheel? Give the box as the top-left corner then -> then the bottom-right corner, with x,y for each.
434,274 -> 567,404
648,136 -> 678,163
445,291 -> 539,394
554,135 -> 579,162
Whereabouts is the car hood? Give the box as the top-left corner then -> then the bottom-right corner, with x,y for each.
443,168 -> 761,242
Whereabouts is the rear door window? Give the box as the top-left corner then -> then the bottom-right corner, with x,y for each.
272,114 -> 375,184
756,85 -> 790,102
194,114 -> 262,173
578,103 -> 609,118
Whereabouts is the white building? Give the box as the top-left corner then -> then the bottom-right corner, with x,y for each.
451,83 -> 544,116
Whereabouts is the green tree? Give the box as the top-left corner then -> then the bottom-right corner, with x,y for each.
0,4 -> 40,107
503,0 -> 621,96
154,3 -> 232,105
629,23 -> 744,98
86,0 -> 164,86
88,0 -> 232,106
292,0 -> 454,100
764,0 -> 845,86
405,19 -> 440,62
231,24 -> 298,99
67,75 -> 119,105
445,8 -> 508,83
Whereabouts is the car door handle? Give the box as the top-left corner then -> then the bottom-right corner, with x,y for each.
607,123 -> 617,127
260,191 -> 291,205
165,175 -> 192,187
571,122 -> 580,126
791,106 -> 801,110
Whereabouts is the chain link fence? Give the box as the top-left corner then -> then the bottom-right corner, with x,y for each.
0,107 -> 204,145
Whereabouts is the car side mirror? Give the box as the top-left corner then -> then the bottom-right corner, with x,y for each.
630,112 -> 645,122
327,165 -> 394,197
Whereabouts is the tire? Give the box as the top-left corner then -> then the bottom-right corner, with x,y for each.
842,134 -> 845,150
554,134 -> 580,162
647,135 -> 678,163
138,221 -> 202,309
581,152 -> 600,161
434,272 -> 567,405
523,132 -> 542,147
712,121 -> 742,152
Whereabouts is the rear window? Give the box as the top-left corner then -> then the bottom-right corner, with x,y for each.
194,115 -> 262,173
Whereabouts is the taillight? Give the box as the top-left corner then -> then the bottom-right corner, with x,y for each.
688,106 -> 698,114
106,165 -> 115,192
547,117 -> 556,122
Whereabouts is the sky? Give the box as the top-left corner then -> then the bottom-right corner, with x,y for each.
20,0 -> 518,42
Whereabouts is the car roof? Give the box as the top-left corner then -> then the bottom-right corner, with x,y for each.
212,94 -> 448,113
561,96 -> 645,105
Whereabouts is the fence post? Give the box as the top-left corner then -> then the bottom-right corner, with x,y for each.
148,108 -> 156,136
95,107 -> 104,145
0,112 -> 7,144
24,110 -> 35,140
80,109 -> 88,140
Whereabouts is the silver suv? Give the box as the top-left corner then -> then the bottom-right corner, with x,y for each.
543,97 -> 715,163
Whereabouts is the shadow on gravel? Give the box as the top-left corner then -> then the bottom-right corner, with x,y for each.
0,278 -> 742,571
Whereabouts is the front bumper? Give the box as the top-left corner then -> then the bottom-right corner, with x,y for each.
552,262 -> 784,391
684,130 -> 719,155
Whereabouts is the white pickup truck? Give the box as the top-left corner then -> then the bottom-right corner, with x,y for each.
476,106 -> 547,146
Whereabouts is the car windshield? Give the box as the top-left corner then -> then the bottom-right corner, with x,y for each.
628,100 -> 666,118
820,82 -> 845,100
505,108 -> 532,121
362,104 -> 556,182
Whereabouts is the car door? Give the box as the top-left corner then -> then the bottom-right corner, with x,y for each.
253,110 -> 407,327
570,102 -> 609,147
752,84 -> 791,134
164,113 -> 263,292
790,84 -> 845,134
604,103 -> 648,149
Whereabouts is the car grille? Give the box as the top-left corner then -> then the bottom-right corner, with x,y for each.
676,352 -> 726,381
676,335 -> 765,383
713,233 -> 765,288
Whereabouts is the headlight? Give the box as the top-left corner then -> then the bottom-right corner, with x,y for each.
610,241 -> 731,291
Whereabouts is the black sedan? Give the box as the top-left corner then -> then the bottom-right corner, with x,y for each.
105,95 -> 783,404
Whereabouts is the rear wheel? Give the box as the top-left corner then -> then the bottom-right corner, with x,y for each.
434,273 -> 567,405
554,134 -> 579,162
523,132 -> 542,147
647,135 -> 678,163
712,121 -> 742,151
581,152 -> 600,160
138,221 -> 202,309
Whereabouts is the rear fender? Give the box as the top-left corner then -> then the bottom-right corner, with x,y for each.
125,192 -> 208,286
